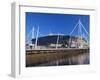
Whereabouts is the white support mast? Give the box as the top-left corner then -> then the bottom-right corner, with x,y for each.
69,19 -> 89,48
26,26 -> 35,45
56,34 -> 60,49
26,28 -> 32,44
80,22 -> 89,36
32,26 -> 34,39
69,20 -> 79,48
35,26 -> 39,49
78,19 -> 83,48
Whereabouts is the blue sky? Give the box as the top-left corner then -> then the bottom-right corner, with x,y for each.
26,12 -> 89,41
